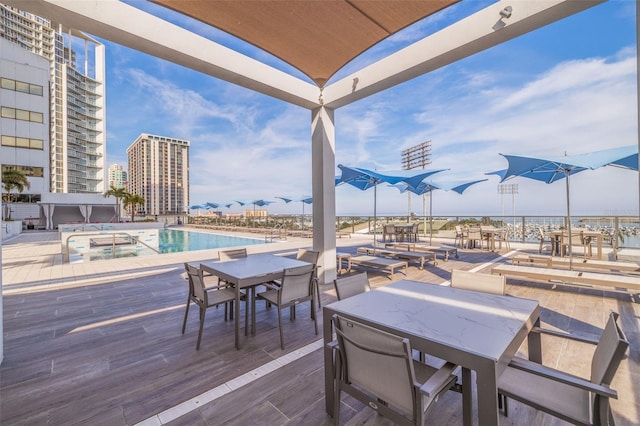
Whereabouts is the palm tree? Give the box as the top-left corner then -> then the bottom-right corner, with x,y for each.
123,193 -> 145,223
104,186 -> 129,222
2,168 -> 30,220
2,168 -> 30,203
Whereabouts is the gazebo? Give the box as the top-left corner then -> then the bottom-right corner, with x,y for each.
3,0 -> 605,285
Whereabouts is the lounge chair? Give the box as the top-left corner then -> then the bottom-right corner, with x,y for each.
385,242 -> 459,261
356,246 -> 436,269
499,312 -> 629,425
348,255 -> 408,278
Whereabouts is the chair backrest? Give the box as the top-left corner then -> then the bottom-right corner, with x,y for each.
334,272 -> 371,300
451,269 -> 506,295
590,312 -> 629,386
455,225 -> 462,234
183,262 -> 195,297
538,227 -> 545,239
383,224 -> 396,233
467,227 -> 481,239
184,263 -> 207,303
279,264 -> 315,303
219,247 -> 247,260
296,248 -> 319,265
333,314 -> 417,418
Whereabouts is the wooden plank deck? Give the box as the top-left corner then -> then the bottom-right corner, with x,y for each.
1,232 -> 639,425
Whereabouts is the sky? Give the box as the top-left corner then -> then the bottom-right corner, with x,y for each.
99,0 -> 637,218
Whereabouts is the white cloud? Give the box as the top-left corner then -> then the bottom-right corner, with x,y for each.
334,48 -> 638,216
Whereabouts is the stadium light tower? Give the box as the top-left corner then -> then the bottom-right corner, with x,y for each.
402,141 -> 432,236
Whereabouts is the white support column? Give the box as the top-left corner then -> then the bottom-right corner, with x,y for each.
311,106 -> 336,285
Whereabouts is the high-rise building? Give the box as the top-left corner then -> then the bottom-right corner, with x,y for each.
0,38 -> 50,206
108,164 -> 127,190
0,3 -> 106,194
126,133 -> 189,216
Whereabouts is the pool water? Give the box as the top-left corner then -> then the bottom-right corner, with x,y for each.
66,229 -> 267,262
155,229 -> 266,253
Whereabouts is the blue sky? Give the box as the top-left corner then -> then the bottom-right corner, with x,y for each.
102,0 -> 637,217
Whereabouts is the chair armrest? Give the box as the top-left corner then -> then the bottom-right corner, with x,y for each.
261,282 -> 281,291
419,362 -> 458,399
508,357 -> 618,399
532,326 -> 599,345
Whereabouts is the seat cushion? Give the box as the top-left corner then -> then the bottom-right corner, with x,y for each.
499,365 -> 592,424
206,288 -> 237,306
257,289 -> 278,304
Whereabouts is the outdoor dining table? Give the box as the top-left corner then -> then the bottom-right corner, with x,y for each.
323,279 -> 541,426
200,253 -> 310,349
550,229 -> 603,259
481,226 -> 503,251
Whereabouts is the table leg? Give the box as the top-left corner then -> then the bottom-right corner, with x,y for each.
476,367 -> 500,426
323,308 -> 335,416
251,286 -> 257,335
235,285 -> 240,349
462,367 -> 473,426
528,317 -> 542,363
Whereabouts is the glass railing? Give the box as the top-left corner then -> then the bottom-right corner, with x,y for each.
186,214 -> 640,250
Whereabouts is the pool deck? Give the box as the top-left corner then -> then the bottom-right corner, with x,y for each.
2,226 -> 639,425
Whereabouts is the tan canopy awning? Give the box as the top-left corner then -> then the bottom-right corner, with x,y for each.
150,0 -> 459,87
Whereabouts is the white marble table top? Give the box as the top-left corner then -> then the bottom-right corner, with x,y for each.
325,279 -> 539,361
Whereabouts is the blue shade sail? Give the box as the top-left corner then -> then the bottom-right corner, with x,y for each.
492,145 -> 638,269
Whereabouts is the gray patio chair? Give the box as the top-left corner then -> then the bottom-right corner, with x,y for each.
268,249 -> 320,310
383,224 -> 396,242
182,263 -> 241,350
467,227 -> 483,249
494,227 -> 511,250
408,223 -> 419,242
498,311 -> 629,425
218,247 -> 247,260
296,249 -> 322,308
333,272 -> 370,300
331,314 -> 459,426
538,227 -> 550,254
450,269 -> 505,295
256,263 -> 317,350
454,225 -> 467,248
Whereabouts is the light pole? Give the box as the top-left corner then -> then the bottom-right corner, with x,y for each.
497,183 -> 518,231
402,140 -> 432,238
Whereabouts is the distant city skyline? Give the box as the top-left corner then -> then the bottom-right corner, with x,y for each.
95,1 -> 638,217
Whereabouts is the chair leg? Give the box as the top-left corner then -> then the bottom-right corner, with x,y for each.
315,279 -> 322,309
311,298 -> 318,335
333,353 -> 342,426
196,307 -> 206,350
278,307 -> 285,350
182,297 -> 190,334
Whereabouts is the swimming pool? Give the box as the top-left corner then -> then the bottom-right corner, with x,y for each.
65,228 -> 268,262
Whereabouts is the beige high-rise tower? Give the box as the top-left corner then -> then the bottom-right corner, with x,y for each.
126,133 -> 189,217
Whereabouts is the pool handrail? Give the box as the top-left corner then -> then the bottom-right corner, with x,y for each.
65,231 -> 159,262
